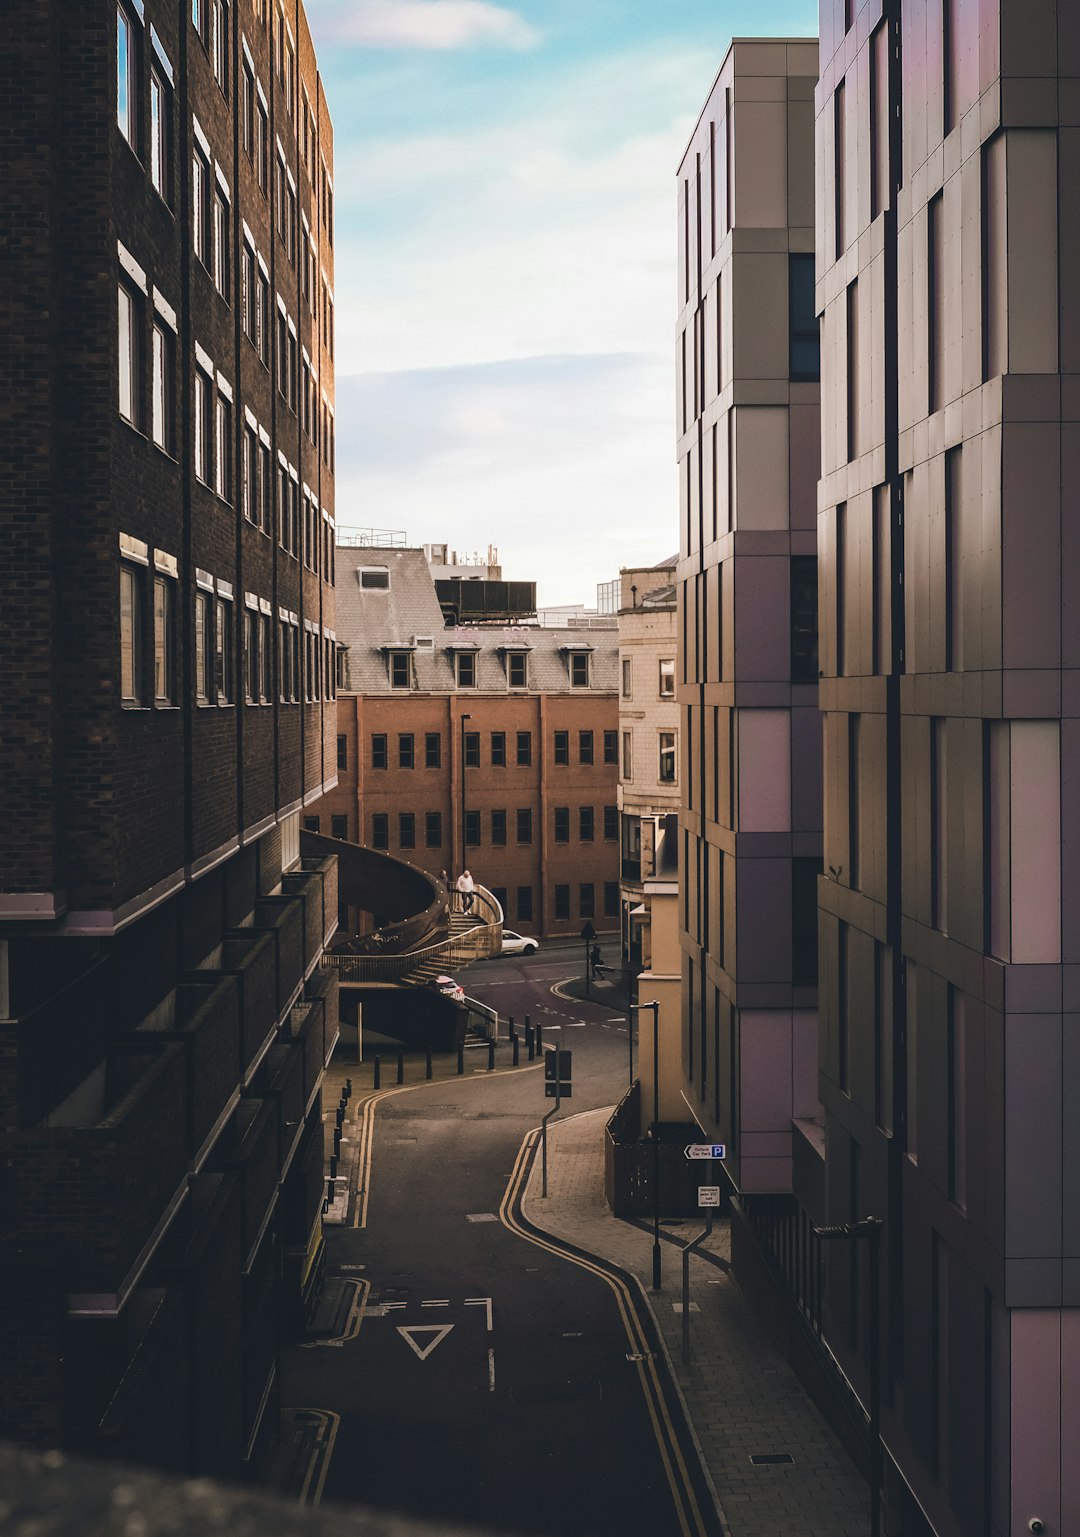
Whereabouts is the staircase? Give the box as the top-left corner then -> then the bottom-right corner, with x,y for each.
399,909 -> 484,987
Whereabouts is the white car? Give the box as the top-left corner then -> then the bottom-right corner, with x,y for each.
500,930 -> 539,956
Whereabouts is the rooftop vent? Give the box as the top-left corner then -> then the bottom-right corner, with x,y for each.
359,567 -> 390,590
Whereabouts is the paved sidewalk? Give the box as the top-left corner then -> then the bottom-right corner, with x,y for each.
522,1107 -> 867,1537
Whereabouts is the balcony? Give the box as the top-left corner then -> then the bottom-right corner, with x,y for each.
217,1096 -> 280,1269
132,975 -> 242,1163
253,896 -> 306,1019
219,927 -> 279,1075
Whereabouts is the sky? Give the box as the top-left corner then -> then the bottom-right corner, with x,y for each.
306,0 -> 818,606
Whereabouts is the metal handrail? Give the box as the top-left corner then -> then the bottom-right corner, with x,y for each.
323,884 -> 503,985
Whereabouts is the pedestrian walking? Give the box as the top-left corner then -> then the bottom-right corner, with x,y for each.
590,942 -> 603,979
456,868 -> 475,915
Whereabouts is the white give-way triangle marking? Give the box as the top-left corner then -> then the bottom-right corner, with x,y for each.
397,1324 -> 454,1360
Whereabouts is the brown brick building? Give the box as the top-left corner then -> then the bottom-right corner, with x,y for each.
0,0 -> 338,1478
314,546 -> 620,940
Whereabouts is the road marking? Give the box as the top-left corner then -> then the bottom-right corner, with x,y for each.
488,1347 -> 496,1392
500,1131 -> 713,1537
466,1212 -> 498,1222
293,1408 -> 341,1507
299,1279 -> 370,1348
465,1297 -> 494,1331
383,1301 -> 408,1310
398,1324 -> 454,1360
421,1299 -> 449,1307
562,1331 -> 584,1338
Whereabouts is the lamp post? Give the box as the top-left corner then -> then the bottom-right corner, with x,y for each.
629,999 -> 661,1290
813,1216 -> 883,1537
459,712 -> 472,885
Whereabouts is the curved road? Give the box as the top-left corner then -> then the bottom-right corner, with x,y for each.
281,944 -> 716,1537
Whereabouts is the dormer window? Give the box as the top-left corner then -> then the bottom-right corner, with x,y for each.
389,650 -> 411,688
508,653 -> 527,688
456,651 -> 476,688
570,652 -> 589,687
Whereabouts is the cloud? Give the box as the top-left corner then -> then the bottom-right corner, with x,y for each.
334,355 -> 678,606
316,1 -> 540,52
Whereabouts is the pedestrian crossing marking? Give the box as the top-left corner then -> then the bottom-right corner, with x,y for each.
397,1324 -> 454,1360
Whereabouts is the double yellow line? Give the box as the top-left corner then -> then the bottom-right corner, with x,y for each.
499,1129 -> 716,1537
294,1407 -> 340,1506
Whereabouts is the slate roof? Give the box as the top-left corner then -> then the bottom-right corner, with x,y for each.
337,546 -> 618,696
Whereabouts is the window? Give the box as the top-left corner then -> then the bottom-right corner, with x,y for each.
193,149 -> 210,266
622,731 -> 633,780
244,608 -> 259,702
554,730 -> 569,766
214,595 -> 233,703
331,815 -> 348,841
195,590 -> 211,702
579,730 -> 594,765
554,885 -> 570,920
117,283 -> 141,427
256,97 -> 269,191
928,192 -> 944,415
241,425 -> 257,521
260,613 -> 272,700
371,733 -> 387,770
425,733 -> 441,768
833,81 -> 846,259
372,813 -> 388,850
256,268 -> 269,362
517,809 -> 532,844
570,652 -> 590,687
791,857 -> 821,985
464,731 -> 480,768
790,556 -> 819,682
399,813 -> 415,849
789,254 -> 819,381
491,810 -> 507,846
622,659 -> 632,698
508,652 -> 528,688
603,730 -> 618,765
579,884 -> 595,919
211,0 -> 227,92
389,651 -> 411,688
214,394 -> 231,501
465,810 -> 481,846
517,731 -> 532,766
153,574 -> 176,704
303,815 -> 319,833
554,807 -> 570,843
947,986 -> 967,1209
517,886 -> 533,923
337,734 -> 347,770
659,658 -> 676,698
425,811 -> 442,848
194,369 -> 213,481
149,68 -> 171,201
151,321 -> 174,452
119,563 -> 144,705
491,886 -> 507,914
242,62 -> 255,158
659,731 -> 677,783
491,731 -> 506,767
398,733 -> 414,769
604,805 -> 618,840
456,652 -> 476,688
117,7 -> 138,149
603,882 -> 619,918
213,188 -> 230,298
579,806 -> 594,841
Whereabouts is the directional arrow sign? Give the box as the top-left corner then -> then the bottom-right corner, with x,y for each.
397,1324 -> 454,1361
684,1143 -> 726,1160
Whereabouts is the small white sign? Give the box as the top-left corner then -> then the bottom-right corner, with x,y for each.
698,1186 -> 721,1208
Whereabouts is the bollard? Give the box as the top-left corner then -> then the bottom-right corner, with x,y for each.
373,1055 -> 381,1090
326,1177 -> 335,1204
535,1018 -> 543,1050
345,1077 -> 352,1098
335,1106 -> 344,1129
487,1039 -> 496,1071
333,1126 -> 341,1156
425,1049 -> 433,1080
457,1043 -> 465,1075
508,1015 -> 516,1042
396,1051 -> 405,1085
513,1036 -> 520,1067
329,1154 -> 338,1181
526,1022 -> 534,1061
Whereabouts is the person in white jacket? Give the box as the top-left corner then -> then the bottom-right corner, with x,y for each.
456,869 -> 475,915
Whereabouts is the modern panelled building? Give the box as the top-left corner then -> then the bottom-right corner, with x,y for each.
815,2 -> 1080,1533
0,0 -> 338,1476
617,561 -> 680,974
315,546 -> 620,940
676,40 -> 823,1199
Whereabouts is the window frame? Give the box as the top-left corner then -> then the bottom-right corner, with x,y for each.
153,572 -> 177,706
119,560 -> 145,707
659,730 -> 677,784
371,733 -> 388,770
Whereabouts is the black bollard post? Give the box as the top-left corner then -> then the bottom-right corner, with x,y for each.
513,1036 -> 520,1066
345,1077 -> 352,1098
397,1051 -> 405,1085
535,1018 -> 543,1050
487,1039 -> 496,1071
457,1043 -> 465,1075
335,1106 -> 344,1129
508,1015 -> 516,1042
373,1055 -> 381,1090
329,1154 -> 338,1181
333,1126 -> 341,1157
525,1022 -> 534,1060
425,1049 -> 433,1080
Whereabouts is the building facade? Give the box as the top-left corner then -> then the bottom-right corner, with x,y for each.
617,561 -> 680,975
676,38 -> 823,1197
0,0 -> 338,1476
315,546 -> 620,940
816,3 -> 1080,1534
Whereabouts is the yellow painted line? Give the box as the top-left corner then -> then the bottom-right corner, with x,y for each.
351,1059 -> 544,1229
294,1407 -> 341,1506
499,1129 -> 711,1537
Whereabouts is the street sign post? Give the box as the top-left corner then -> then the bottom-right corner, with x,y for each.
544,1047 -> 572,1100
684,1143 -> 726,1160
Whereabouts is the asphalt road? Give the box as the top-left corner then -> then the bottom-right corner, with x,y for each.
281,945 -> 712,1537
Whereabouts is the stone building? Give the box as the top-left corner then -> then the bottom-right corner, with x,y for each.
0,0 -> 338,1477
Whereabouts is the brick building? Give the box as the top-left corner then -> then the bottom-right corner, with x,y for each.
313,546 -> 620,940
0,0 -> 338,1477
